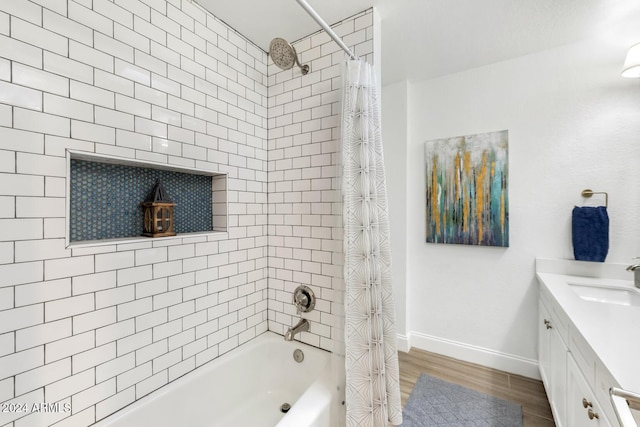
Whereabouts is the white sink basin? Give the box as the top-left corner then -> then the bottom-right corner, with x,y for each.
568,282 -> 640,307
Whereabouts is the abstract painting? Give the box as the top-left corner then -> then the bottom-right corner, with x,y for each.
425,130 -> 509,247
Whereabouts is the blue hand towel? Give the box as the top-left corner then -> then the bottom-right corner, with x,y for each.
572,206 -> 609,262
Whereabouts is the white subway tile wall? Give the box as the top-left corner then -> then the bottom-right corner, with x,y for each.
0,0 -> 269,425
267,10 -> 374,351
0,1 -> 375,425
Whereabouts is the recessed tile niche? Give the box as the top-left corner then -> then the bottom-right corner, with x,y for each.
67,152 -> 227,245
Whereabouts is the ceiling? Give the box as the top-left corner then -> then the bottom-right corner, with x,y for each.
195,0 -> 640,85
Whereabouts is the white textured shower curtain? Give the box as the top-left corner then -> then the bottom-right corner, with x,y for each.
341,60 -> 402,427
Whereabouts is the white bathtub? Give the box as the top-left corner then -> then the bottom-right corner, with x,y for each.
94,332 -> 334,427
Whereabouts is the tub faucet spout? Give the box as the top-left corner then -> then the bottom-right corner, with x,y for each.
285,318 -> 309,341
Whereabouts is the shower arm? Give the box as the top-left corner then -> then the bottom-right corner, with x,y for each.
294,0 -> 358,61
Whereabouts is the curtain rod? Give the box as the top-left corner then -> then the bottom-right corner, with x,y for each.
294,0 -> 358,60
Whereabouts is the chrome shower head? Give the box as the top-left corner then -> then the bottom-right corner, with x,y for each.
269,38 -> 309,75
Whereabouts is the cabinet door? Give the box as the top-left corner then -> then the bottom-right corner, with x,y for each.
567,355 -> 612,427
549,323 -> 567,427
538,299 -> 551,386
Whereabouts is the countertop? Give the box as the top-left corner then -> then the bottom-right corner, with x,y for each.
536,259 -> 640,394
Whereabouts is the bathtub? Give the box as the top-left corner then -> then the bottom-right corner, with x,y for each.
94,332 -> 335,427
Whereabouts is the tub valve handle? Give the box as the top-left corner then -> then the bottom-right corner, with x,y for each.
293,285 -> 315,313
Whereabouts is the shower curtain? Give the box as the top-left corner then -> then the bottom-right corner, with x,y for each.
341,60 -> 402,427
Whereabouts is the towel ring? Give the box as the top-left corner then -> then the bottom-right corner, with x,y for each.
581,189 -> 608,207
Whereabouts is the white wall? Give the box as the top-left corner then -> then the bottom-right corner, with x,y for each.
384,35 -> 640,377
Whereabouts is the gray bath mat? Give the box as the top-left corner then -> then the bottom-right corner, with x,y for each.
401,373 -> 523,426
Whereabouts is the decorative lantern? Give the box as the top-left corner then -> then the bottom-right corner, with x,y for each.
142,179 -> 176,237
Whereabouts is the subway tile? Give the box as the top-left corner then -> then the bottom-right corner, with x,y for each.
151,347 -> 180,374
95,107 -> 135,131
135,340 -> 166,365
72,342 -> 116,374
45,176 -> 66,197
0,347 -> 44,381
43,9 -> 93,44
0,35 -> 42,68
115,0 -> 151,21
116,361 -> 151,391
135,50 -> 167,76
0,80 -> 42,111
135,247 -> 167,266
134,83 -> 167,108
116,129 -> 152,151
13,63 -> 69,98
96,286 -> 135,309
94,0 -> 133,29
45,331 -> 94,363
0,261 -> 43,288
0,150 -> 14,173
114,23 -> 150,53
117,265 -> 153,286
14,108 -> 71,138
135,277 -> 168,299
44,94 -> 94,122
117,329 -> 152,356
11,16 -> 68,56
69,41 -> 114,73
0,287 -> 12,310
95,69 -> 135,97
73,307 -> 117,334
136,370 -> 167,399
68,1 -> 114,37
168,356 -> 194,382
116,94 -> 151,118
95,251 -> 135,273
16,319 -> 71,351
96,319 -> 135,347
96,352 -> 135,383
71,120 -> 116,145
45,255 -> 94,281
45,368 -> 94,403
136,309 -> 167,332
16,358 -> 70,395
117,297 -> 152,321
15,278 -> 70,307
70,81 -> 115,109
16,197 -> 65,218
135,117 -> 168,138
0,333 -> 14,358
0,57 -> 9,81
0,377 -> 12,404
116,60 -> 151,87
0,103 -> 10,127
45,294 -> 94,322
73,271 -> 117,295
43,52 -> 93,87
71,378 -> 115,413
97,386 -> 135,420
2,2 -> 42,25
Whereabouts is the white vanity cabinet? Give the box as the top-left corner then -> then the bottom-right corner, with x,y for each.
538,285 -> 616,427
567,355 -> 609,426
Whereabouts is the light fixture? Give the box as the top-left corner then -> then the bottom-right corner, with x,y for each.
622,42 -> 640,78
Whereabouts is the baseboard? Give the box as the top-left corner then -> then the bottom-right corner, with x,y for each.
396,333 -> 411,353
409,331 -> 541,380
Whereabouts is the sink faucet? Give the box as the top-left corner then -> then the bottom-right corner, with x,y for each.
285,318 -> 309,341
626,263 -> 640,288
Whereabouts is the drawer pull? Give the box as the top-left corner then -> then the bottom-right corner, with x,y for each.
582,398 -> 593,408
587,408 -> 599,420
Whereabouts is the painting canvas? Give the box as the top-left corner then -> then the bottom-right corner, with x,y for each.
425,130 -> 509,247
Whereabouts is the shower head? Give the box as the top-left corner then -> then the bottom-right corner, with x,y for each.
269,38 -> 309,75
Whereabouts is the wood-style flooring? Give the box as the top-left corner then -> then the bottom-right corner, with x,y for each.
398,348 -> 556,427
